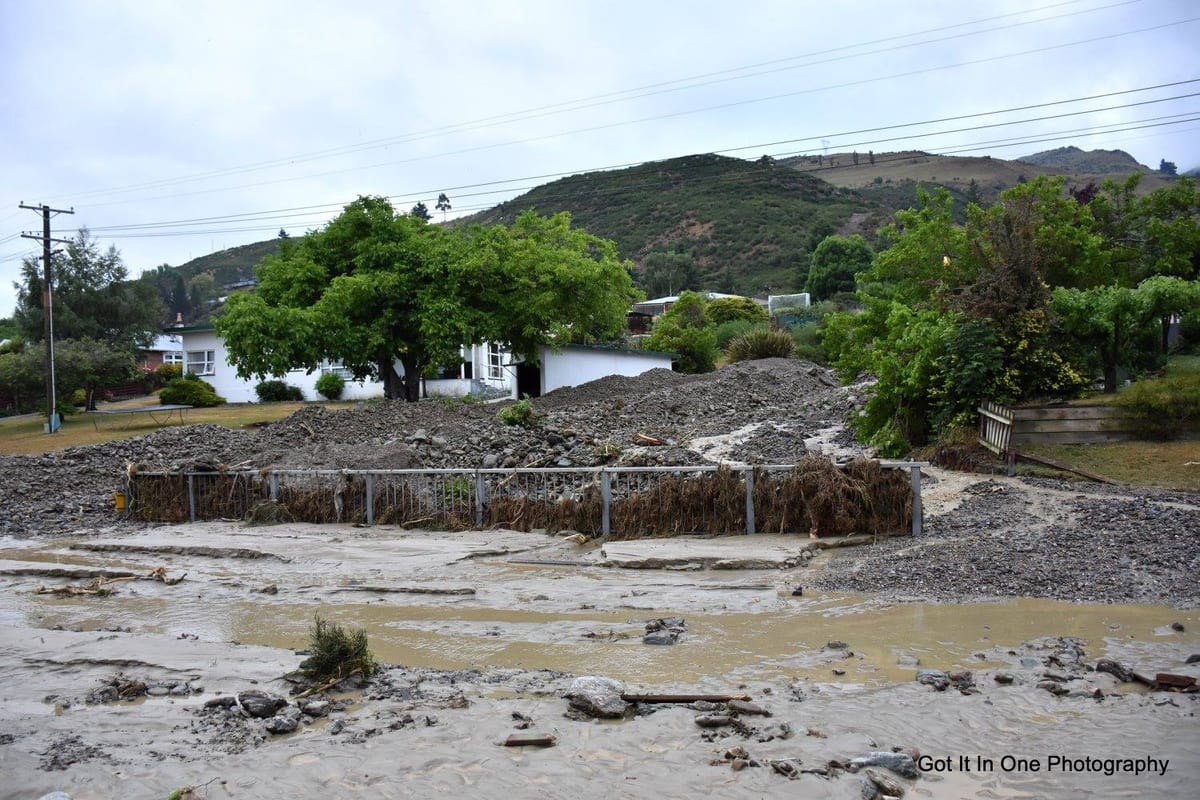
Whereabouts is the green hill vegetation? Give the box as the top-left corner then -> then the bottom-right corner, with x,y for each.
1016,145 -> 1146,174
464,154 -> 870,295
150,147 -> 1179,305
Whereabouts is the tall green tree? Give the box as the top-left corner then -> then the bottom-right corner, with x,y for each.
804,234 -> 873,300
639,251 -> 698,298
645,291 -> 717,374
14,229 -> 162,349
217,198 -> 638,401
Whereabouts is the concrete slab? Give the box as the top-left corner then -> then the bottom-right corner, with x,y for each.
598,535 -> 808,570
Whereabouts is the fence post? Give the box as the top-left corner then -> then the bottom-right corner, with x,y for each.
601,469 -> 612,537
365,473 -> 375,525
187,474 -> 196,523
269,473 -> 278,502
910,465 -> 922,536
475,471 -> 485,527
744,467 -> 756,535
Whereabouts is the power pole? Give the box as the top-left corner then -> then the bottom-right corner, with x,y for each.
19,202 -> 74,434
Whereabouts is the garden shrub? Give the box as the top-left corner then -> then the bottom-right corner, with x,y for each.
715,319 -> 758,349
498,397 -> 538,427
160,373 -> 225,407
255,379 -> 304,402
315,372 -> 345,401
726,327 -> 796,362
1115,374 -> 1200,439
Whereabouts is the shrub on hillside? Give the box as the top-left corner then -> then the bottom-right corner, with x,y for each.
1114,374 -> 1200,439
255,379 -> 304,402
498,397 -> 538,427
791,322 -> 827,363
160,373 -> 225,407
315,372 -> 345,401
726,327 -> 796,362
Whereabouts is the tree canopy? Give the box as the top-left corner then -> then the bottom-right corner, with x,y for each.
805,234 -> 874,300
14,228 -> 162,349
215,198 -> 640,401
825,176 -> 1200,455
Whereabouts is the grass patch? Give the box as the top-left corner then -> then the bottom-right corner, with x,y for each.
0,398 -> 356,456
1019,440 -> 1200,492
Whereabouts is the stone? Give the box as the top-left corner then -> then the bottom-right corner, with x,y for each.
301,699 -> 331,717
565,676 -> 629,719
1186,654 -> 1200,664
265,705 -> 301,734
728,699 -> 771,717
1095,658 -> 1134,683
146,686 -> 170,697
1019,657 -> 1042,668
994,672 -> 1015,685
896,654 -> 921,668
848,751 -> 920,779
642,630 -> 679,645
826,640 -> 849,650
916,670 -> 950,691
694,714 -> 734,728
238,690 -> 287,719
1170,622 -> 1185,632
204,696 -> 237,709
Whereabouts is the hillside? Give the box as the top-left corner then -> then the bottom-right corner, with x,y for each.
1017,145 -> 1146,174
462,154 -> 875,294
160,147 -> 1179,302
172,238 -> 282,287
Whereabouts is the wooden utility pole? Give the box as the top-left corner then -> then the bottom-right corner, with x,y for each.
19,202 -> 74,433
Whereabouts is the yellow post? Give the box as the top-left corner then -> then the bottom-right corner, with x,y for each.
114,492 -> 126,513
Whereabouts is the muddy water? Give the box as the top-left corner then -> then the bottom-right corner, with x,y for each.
2,523 -> 1198,799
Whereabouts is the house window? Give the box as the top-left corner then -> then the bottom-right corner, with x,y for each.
163,352 -> 184,365
321,360 -> 355,380
487,343 -> 503,380
186,350 -> 216,376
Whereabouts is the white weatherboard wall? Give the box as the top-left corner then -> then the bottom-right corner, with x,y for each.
178,329 -> 381,403
176,330 -> 516,402
540,346 -> 675,395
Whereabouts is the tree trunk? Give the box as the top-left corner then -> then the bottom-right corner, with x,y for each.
378,358 -> 402,400
1103,364 -> 1118,394
1161,315 -> 1171,354
400,355 -> 422,403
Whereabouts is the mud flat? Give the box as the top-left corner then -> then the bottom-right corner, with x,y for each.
1,513 -> 1198,799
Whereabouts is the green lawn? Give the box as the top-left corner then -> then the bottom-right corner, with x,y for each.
1019,440 -> 1200,492
0,397 -> 355,455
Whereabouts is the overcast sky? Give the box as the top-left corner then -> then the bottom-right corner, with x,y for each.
1,0 -> 1197,317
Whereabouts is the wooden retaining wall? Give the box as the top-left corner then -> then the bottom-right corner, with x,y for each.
980,401 -> 1137,452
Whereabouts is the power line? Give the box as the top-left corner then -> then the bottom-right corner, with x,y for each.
56,12 -> 1197,212
50,0 -> 1136,203
69,85 -> 1200,237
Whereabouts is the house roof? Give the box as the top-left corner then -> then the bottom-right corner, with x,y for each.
549,342 -> 678,359
165,323 -> 216,334
637,292 -> 746,305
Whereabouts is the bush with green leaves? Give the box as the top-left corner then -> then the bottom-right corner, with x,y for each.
315,372 -> 345,401
725,327 -> 796,362
299,614 -> 377,683
791,322 -> 826,363
715,319 -> 758,349
645,290 -> 718,374
160,373 -> 225,407
1115,374 -> 1200,439
155,362 -> 182,385
255,379 -> 304,402
498,397 -> 538,427
706,296 -> 768,325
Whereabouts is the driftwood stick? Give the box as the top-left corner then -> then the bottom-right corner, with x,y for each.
620,693 -> 752,704
503,733 -> 557,747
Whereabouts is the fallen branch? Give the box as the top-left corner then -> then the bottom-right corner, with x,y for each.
620,693 -> 752,704
503,733 -> 557,747
295,667 -> 364,699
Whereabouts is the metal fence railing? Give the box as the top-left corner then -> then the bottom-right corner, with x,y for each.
126,459 -> 927,538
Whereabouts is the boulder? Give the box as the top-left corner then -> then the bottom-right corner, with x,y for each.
238,689 -> 287,719
565,676 -> 629,719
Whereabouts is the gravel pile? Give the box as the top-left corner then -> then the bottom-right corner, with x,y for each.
812,477 -> 1200,607
0,360 -> 862,537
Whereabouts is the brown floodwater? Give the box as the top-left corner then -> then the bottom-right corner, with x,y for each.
1,524 -> 1197,800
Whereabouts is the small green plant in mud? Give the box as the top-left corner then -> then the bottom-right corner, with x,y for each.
167,778 -> 219,799
442,476 -> 472,505
299,614 -> 377,683
498,397 -> 538,427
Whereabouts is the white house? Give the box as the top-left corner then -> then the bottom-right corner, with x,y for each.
169,324 -> 674,402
